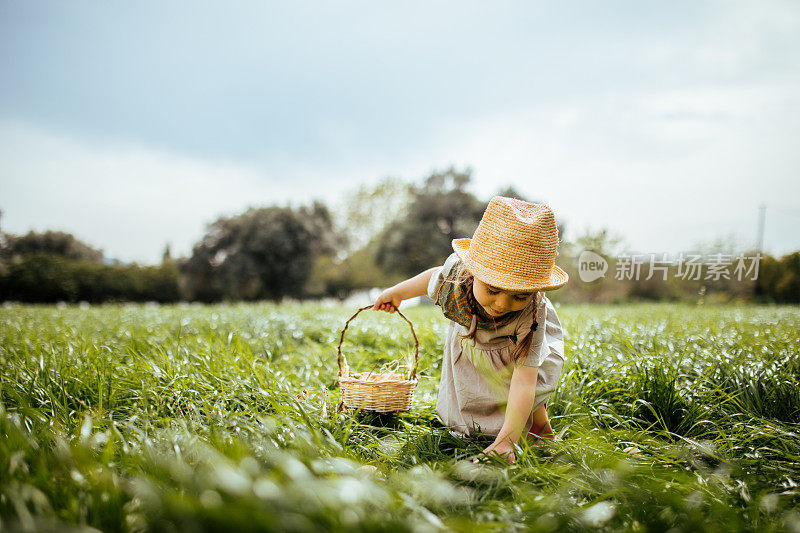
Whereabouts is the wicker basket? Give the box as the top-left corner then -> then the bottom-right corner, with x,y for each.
337,305 -> 419,413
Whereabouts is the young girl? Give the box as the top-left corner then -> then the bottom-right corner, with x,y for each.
372,196 -> 568,462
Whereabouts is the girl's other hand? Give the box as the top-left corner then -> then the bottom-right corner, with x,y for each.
473,438 -> 516,464
372,289 -> 401,313
528,421 -> 555,448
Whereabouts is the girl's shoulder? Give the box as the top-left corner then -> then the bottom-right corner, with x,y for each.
440,252 -> 462,280
427,253 -> 462,300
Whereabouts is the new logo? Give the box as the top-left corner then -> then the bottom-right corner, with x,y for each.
578,250 -> 608,282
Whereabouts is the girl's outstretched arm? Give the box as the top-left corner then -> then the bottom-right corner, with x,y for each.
478,365 -> 538,463
372,267 -> 438,313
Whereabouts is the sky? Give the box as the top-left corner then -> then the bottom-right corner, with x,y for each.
1,1 -> 799,264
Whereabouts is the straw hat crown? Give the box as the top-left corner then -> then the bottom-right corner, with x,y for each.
452,196 -> 568,291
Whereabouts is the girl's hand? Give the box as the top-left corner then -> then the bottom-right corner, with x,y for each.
474,438 -> 517,464
372,289 -> 402,313
529,421 -> 555,448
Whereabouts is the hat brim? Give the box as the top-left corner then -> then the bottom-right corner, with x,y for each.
452,238 -> 569,292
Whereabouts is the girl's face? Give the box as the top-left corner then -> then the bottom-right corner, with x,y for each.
472,278 -> 534,318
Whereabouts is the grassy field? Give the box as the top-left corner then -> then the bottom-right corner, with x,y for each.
0,302 -> 799,532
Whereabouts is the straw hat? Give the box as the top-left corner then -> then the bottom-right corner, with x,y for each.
452,196 -> 569,291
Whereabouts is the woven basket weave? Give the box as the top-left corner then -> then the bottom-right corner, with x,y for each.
337,305 -> 419,413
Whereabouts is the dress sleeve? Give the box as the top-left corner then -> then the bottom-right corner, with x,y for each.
427,253 -> 460,300
523,295 -> 562,368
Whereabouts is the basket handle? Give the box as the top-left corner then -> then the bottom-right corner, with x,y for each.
337,304 -> 420,380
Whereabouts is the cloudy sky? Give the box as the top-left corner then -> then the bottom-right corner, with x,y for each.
1,1 -> 799,264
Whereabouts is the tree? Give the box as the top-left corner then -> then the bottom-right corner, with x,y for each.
304,178 -> 413,296
182,202 -> 340,301
162,243 -> 173,263
333,177 -> 413,257
757,251 -> 800,303
0,211 -> 6,277
1,230 -> 103,263
556,228 -> 627,303
376,167 -> 484,277
0,254 -> 180,303
307,246 -> 398,299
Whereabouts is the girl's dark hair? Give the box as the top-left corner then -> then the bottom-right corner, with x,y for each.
456,267 -> 540,365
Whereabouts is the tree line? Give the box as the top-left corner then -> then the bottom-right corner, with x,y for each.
1,169 -> 798,304
0,230 -> 180,303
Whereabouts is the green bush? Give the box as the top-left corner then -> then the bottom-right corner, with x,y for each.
0,254 -> 179,303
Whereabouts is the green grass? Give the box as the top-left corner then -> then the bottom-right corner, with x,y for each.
0,302 -> 799,532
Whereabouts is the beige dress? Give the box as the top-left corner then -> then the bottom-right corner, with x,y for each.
427,253 -> 566,437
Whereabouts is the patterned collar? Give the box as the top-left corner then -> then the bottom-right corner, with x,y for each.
432,260 -> 521,333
